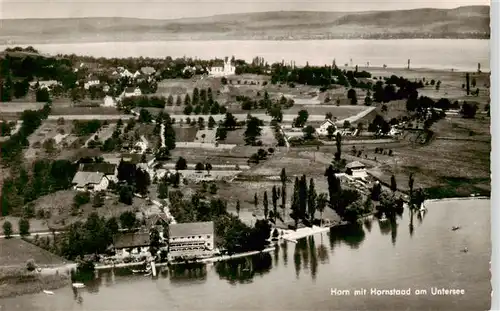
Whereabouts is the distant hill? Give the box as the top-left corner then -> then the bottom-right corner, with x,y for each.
0,6 -> 490,44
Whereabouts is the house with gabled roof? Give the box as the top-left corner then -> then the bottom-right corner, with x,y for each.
79,162 -> 118,183
112,232 -> 150,257
316,119 -> 339,136
72,171 -> 109,192
120,86 -> 142,99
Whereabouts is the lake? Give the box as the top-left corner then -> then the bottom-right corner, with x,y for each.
0,39 -> 489,72
0,198 -> 491,311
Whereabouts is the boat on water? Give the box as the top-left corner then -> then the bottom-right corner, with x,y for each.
452,226 -> 461,231
461,247 -> 468,253
72,283 -> 85,288
43,290 -> 54,295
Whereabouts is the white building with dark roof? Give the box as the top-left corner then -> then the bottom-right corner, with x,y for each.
72,171 -> 109,192
168,221 -> 215,261
345,161 -> 368,179
120,87 -> 142,99
112,232 -> 151,257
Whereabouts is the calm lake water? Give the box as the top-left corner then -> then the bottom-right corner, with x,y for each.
0,39 -> 489,72
0,198 -> 491,311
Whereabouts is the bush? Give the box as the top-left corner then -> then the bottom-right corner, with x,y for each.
18,218 -> 30,236
74,191 -> 91,207
2,221 -> 13,238
26,259 -> 37,272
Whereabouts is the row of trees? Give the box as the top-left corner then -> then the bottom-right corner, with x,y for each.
2,218 -> 30,238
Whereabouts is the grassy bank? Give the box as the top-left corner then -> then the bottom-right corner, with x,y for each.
0,238 -> 73,298
0,266 -> 70,299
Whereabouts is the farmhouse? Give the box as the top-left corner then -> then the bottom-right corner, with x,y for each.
112,232 -> 150,258
345,161 -> 368,179
208,58 -> 235,77
72,171 -> 109,192
316,119 -> 338,136
79,162 -> 118,183
168,221 -> 215,261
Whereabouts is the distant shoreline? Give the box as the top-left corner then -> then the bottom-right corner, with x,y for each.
0,37 -> 490,46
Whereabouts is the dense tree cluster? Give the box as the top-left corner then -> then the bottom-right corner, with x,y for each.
0,105 -> 51,164
60,212 -> 120,260
72,119 -> 102,136
120,96 -> 167,110
1,159 -> 77,216
270,63 -> 371,89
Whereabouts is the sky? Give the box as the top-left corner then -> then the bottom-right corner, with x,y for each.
0,0 -> 491,19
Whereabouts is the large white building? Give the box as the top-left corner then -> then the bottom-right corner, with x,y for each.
208,58 -> 235,77
168,221 -> 215,261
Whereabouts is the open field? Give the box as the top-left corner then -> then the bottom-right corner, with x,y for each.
168,147 -> 256,166
283,104 -> 365,117
356,115 -> 491,197
173,126 -> 197,142
50,106 -> 121,115
0,102 -> 45,112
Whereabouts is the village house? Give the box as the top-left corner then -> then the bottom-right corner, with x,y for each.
102,95 -> 117,107
389,126 -> 403,136
120,86 -> 142,99
316,119 -> 338,136
71,171 -> 110,192
208,58 -> 235,77
168,221 -> 215,261
28,80 -> 60,90
84,75 -> 100,90
79,162 -> 118,183
112,232 -> 151,258
345,161 -> 368,179
103,84 -> 111,93
119,69 -> 134,78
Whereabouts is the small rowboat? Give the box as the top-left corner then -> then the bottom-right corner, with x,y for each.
43,290 -> 54,295
452,226 -> 461,231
